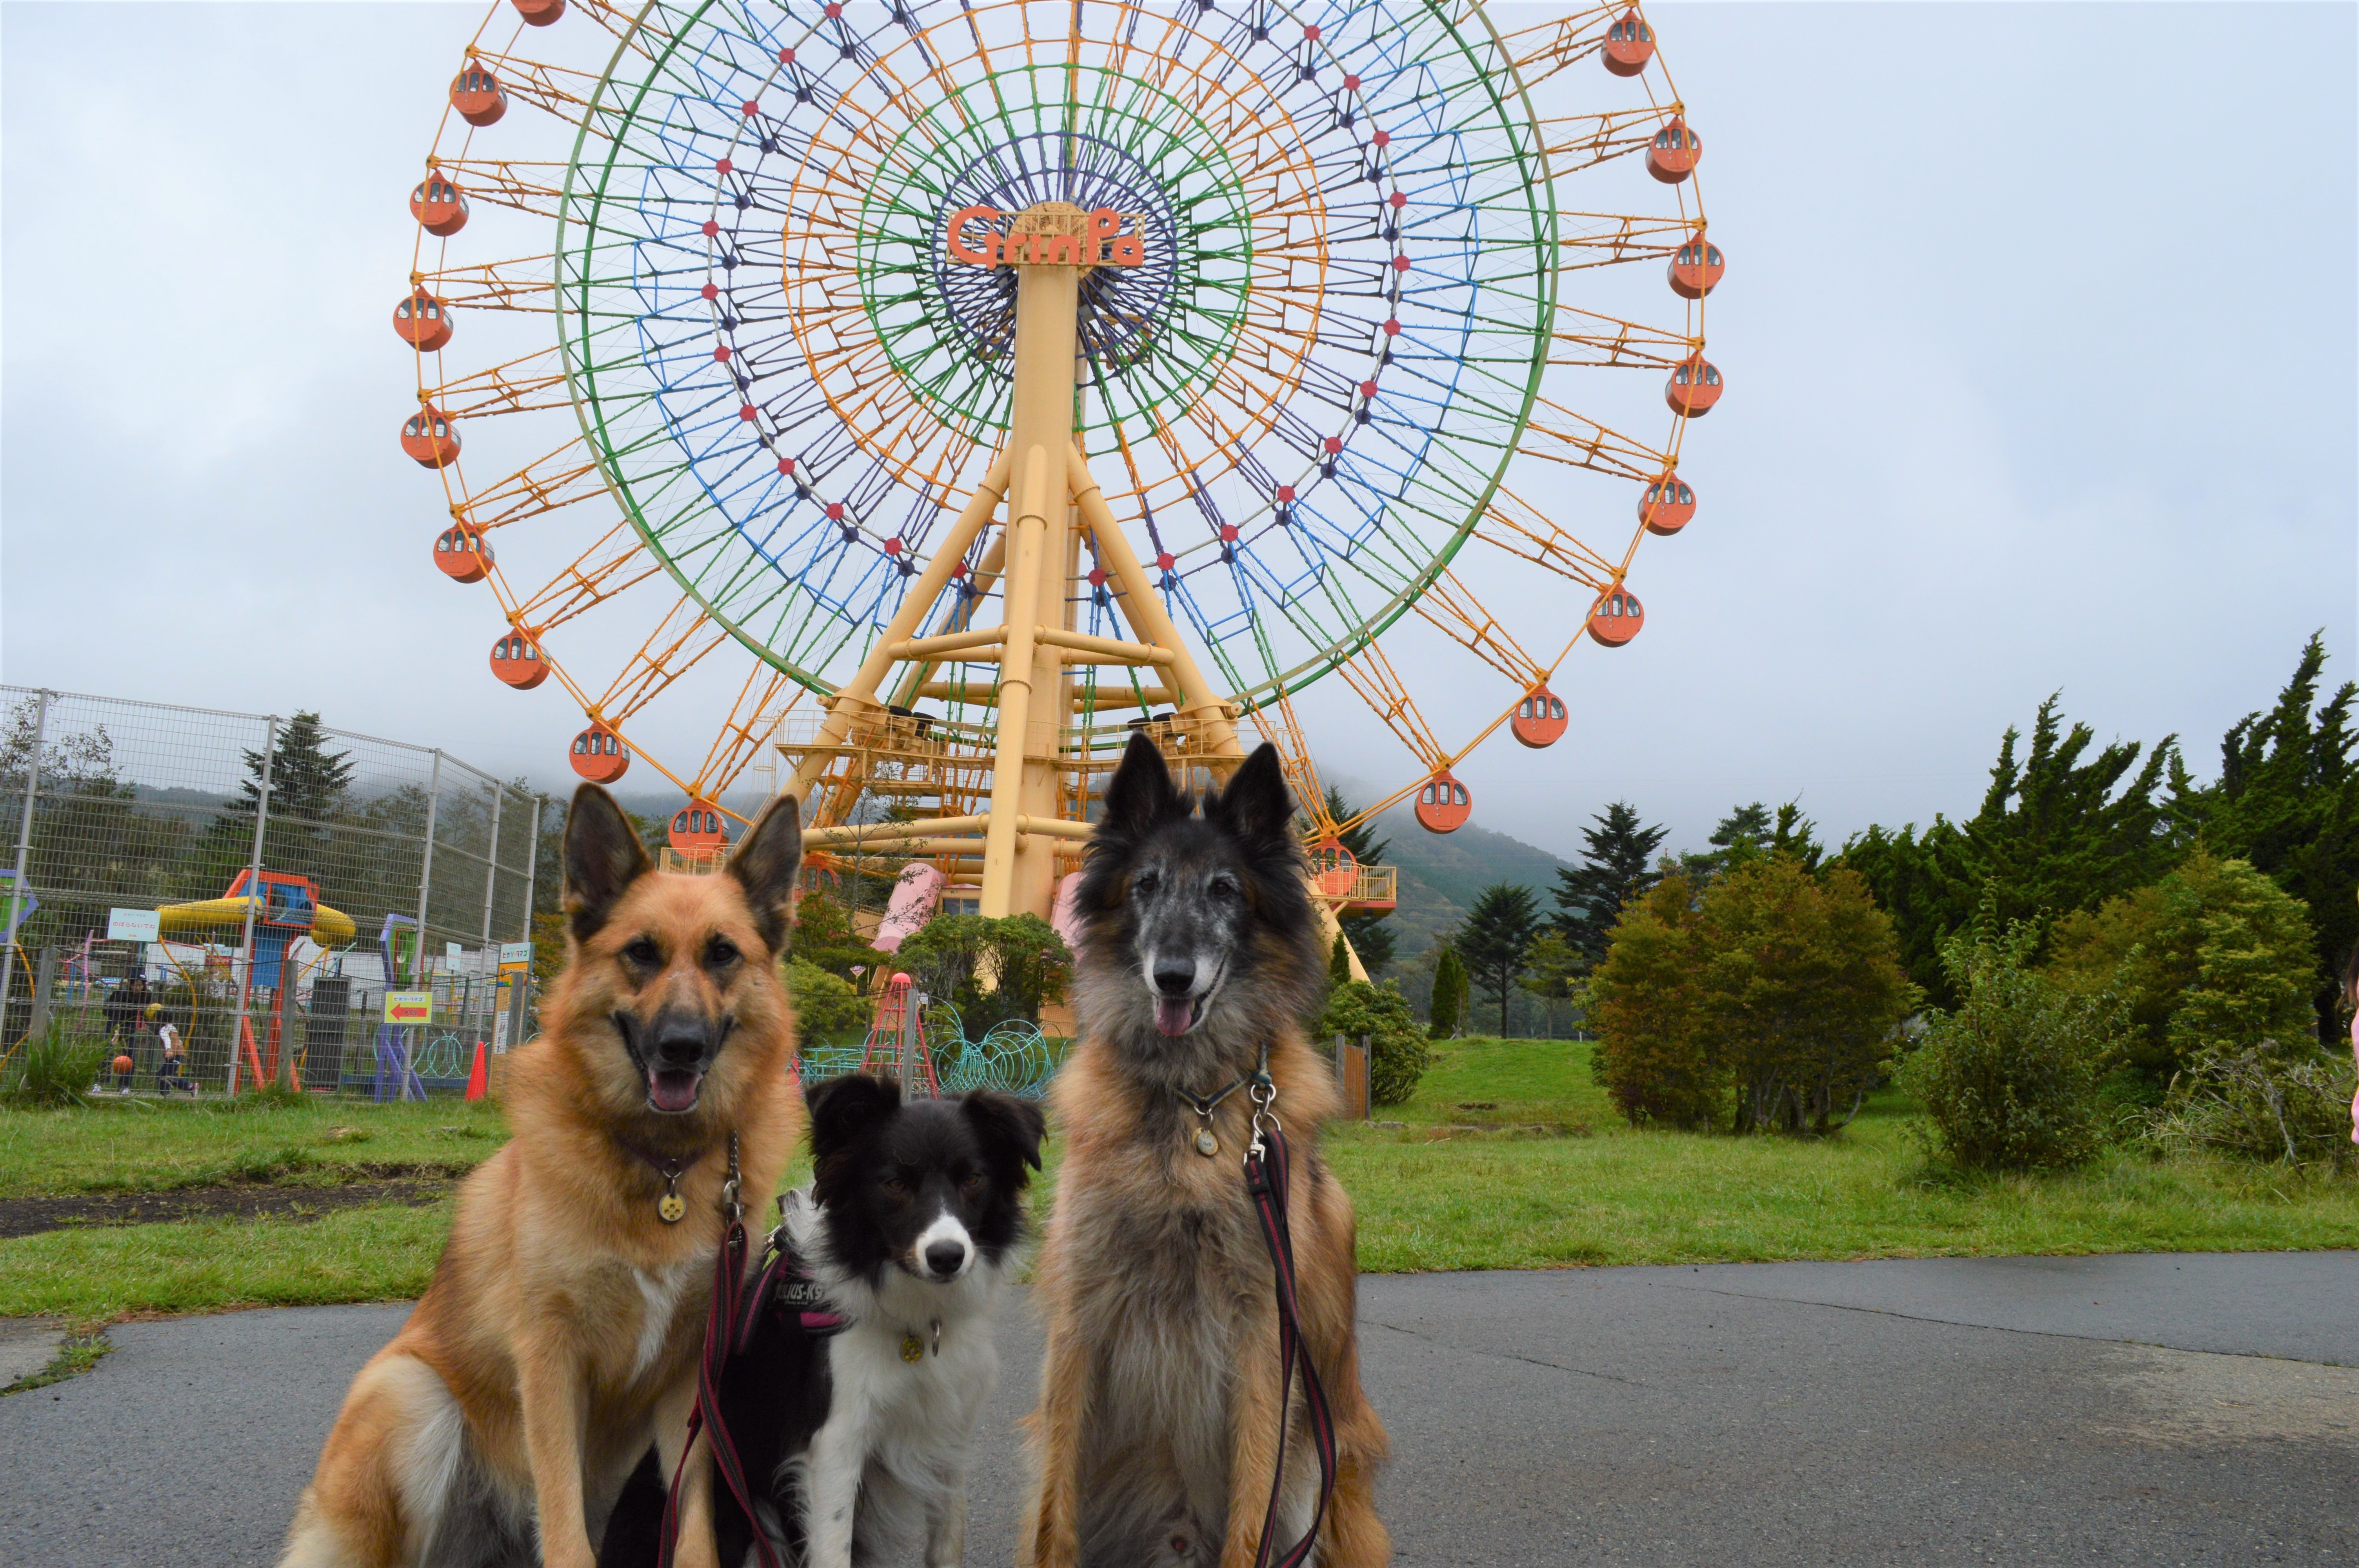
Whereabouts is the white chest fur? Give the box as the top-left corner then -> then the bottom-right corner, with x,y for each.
628,1256 -> 702,1383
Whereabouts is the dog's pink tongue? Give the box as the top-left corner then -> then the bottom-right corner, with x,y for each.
649,1069 -> 700,1112
1155,996 -> 1194,1036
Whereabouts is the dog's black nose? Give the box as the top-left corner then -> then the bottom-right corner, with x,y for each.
924,1240 -> 968,1278
1153,962 -> 1195,996
650,1019 -> 712,1067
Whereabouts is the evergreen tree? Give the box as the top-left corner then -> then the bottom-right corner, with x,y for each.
196,711 -> 358,893
1457,881 -> 1542,1036
1323,786 -> 1396,976
1428,943 -> 1469,1040
2167,634 -> 2359,1045
1328,932 -> 1354,987
1836,693 -> 2178,1004
1552,801 -> 1668,964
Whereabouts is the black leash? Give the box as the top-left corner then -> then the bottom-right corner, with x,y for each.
1241,1070 -> 1339,1568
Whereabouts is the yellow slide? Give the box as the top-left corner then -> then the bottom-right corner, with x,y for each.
154,897 -> 358,946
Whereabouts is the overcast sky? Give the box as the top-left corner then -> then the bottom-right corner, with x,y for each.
3,2 -> 2353,863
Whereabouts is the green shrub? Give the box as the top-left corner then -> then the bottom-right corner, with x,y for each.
2,1020 -> 115,1108
2146,1044 -> 2356,1169
785,957 -> 870,1051
1319,980 -> 1431,1107
893,913 -> 1070,1031
2049,853 -> 2319,1082
1588,876 -> 1719,1128
1897,922 -> 2131,1170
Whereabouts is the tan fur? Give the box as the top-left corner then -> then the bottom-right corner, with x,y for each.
1023,1030 -> 1390,1568
280,862 -> 802,1568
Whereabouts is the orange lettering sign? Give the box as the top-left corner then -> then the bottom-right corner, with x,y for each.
942,206 -> 1145,269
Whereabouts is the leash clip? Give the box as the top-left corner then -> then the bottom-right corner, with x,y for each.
1247,1075 -> 1280,1161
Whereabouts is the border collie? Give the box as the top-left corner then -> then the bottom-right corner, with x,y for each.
600,1075 -> 1044,1568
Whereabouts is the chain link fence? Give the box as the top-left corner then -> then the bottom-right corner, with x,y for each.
0,686 -> 552,1098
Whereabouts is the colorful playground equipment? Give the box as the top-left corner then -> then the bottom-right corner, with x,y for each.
154,870 -> 359,1091
396,0 -> 1721,979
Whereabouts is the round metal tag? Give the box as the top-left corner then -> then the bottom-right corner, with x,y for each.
658,1193 -> 687,1224
1194,1129 -> 1220,1158
900,1334 -> 924,1363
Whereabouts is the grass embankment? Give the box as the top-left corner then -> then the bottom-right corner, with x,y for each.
1330,1038 -> 2359,1272
2,1040 -> 2354,1327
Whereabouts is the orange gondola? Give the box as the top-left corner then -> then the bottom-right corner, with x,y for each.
1601,9 -> 1655,76
401,405 -> 461,467
512,0 -> 566,25
1667,237 -> 1724,300
570,724 -> 630,784
1413,770 -> 1471,833
409,173 -> 469,236
392,290 -> 452,352
1665,356 -> 1722,416
1638,475 -> 1696,535
1510,685 -> 1568,749
1588,584 -> 1645,648
1646,117 -> 1701,184
449,65 -> 508,127
489,632 -> 548,689
669,799 -> 728,859
433,524 -> 493,584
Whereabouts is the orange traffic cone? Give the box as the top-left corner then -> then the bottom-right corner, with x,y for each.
463,1041 -> 489,1102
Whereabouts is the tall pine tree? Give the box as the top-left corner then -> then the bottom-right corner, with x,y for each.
1553,801 -> 1668,965
2167,633 -> 2359,1044
1458,882 -> 1542,1036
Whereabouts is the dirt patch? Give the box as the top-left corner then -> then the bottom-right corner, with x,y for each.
0,1180 -> 455,1239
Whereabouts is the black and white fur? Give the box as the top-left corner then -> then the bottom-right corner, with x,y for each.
599,1076 -> 1044,1568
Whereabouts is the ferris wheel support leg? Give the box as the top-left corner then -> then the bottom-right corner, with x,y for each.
978,446 -> 1057,918
783,452 -> 1013,805
1067,445 -> 1244,768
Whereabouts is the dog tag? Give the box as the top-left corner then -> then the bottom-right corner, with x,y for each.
900,1333 -> 924,1363
658,1193 -> 687,1224
1194,1128 -> 1220,1158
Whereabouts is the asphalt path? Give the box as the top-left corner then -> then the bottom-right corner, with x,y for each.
4,1252 -> 2354,1566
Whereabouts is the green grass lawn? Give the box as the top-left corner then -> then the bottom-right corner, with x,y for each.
2,1038 -> 2353,1328
0,1094 -> 509,1197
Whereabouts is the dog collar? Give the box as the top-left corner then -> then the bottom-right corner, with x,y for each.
614,1131 -> 739,1225
1177,1043 -> 1276,1159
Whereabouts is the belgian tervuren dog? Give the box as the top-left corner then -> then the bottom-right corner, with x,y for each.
278,783 -> 805,1568
1022,737 -> 1389,1567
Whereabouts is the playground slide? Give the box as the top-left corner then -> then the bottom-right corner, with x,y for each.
154,895 -> 358,945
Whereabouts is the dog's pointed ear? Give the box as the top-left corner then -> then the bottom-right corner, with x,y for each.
960,1089 -> 1047,1188
1101,732 -> 1184,839
727,793 -> 802,956
563,783 -> 651,943
1208,743 -> 1296,850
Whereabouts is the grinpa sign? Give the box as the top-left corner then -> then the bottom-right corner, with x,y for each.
943,205 -> 1145,268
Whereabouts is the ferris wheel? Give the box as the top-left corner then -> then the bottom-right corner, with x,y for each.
398,0 -> 1719,918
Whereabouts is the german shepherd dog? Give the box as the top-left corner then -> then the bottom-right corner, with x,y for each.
278,784 -> 806,1568
1023,737 -> 1389,1568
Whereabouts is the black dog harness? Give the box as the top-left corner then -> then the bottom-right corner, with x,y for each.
656,1147 -> 841,1568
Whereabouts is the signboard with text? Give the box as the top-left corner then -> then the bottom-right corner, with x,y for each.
107,907 -> 162,944
383,990 -> 433,1026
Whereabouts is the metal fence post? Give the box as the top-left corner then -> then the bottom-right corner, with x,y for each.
520,795 -> 542,940
407,751 -> 444,1101
0,689 -> 49,1046
479,784 -> 503,958
228,715 -> 278,1096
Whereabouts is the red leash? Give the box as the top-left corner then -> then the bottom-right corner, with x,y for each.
658,1136 -> 783,1568
1244,1118 -> 1340,1568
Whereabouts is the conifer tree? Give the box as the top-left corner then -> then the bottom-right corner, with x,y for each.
1428,944 -> 1469,1040
1552,801 -> 1668,965
1458,882 -> 1541,1036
